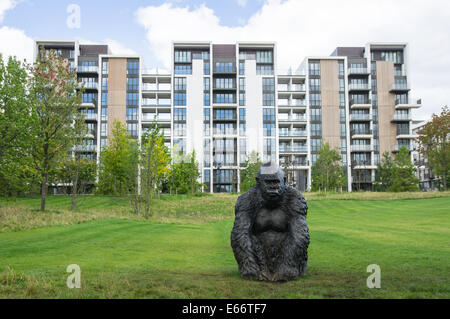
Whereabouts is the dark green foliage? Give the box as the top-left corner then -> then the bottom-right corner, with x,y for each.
392,146 -> 420,192
374,152 -> 394,191
311,143 -> 346,192
167,151 -> 202,195
239,151 -> 263,193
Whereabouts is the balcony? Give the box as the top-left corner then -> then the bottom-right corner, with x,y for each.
351,160 -> 372,167
142,83 -> 171,91
277,99 -> 307,107
390,83 -> 410,93
395,99 -> 422,109
350,114 -> 372,121
278,115 -> 307,122
142,99 -> 172,107
350,99 -> 372,108
351,130 -> 372,138
279,130 -> 307,137
348,83 -> 370,91
82,113 -> 97,121
351,145 -> 373,152
277,84 -> 306,92
142,114 -> 171,122
77,66 -> 98,73
279,146 -> 308,153
74,145 -> 97,152
348,67 -> 369,75
213,129 -> 237,136
392,114 -> 412,122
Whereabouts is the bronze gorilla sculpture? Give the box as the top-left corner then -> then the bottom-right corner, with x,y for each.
231,162 -> 310,282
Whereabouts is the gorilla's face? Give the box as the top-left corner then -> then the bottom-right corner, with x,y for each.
257,173 -> 286,203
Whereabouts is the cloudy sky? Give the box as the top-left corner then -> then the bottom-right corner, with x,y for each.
0,0 -> 449,121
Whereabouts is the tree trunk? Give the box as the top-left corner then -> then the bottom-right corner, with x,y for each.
71,164 -> 79,211
41,172 -> 48,212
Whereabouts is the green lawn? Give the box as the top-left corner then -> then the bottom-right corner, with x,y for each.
0,194 -> 449,298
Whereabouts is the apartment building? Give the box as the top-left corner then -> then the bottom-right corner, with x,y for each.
33,40 -> 422,193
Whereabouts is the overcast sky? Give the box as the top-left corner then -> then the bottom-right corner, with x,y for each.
0,0 -> 449,122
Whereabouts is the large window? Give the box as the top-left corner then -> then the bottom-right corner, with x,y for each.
174,65 -> 192,75
127,61 -> 139,75
174,51 -> 191,63
263,93 -> 275,106
174,77 -> 186,91
127,123 -> 138,137
309,93 -> 321,106
126,78 -> 139,91
126,108 -> 138,121
174,93 -> 187,106
308,62 -> 320,76
256,51 -> 272,63
309,78 -> 321,91
126,93 -> 138,106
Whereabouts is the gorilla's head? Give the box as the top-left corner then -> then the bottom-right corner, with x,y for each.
256,162 -> 286,205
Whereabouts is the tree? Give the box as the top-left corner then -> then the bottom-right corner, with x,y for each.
417,106 -> 450,191
391,146 -> 419,192
311,143 -> 346,192
97,120 -> 139,196
138,123 -> 171,217
0,55 -> 34,197
240,151 -> 263,193
167,151 -> 202,195
28,48 -> 84,211
374,152 -> 394,191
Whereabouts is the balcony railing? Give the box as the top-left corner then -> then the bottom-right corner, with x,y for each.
349,83 -> 370,90
142,114 -> 171,122
395,98 -> 422,106
279,146 -> 308,153
278,115 -> 307,122
82,113 -> 98,120
142,99 -> 172,106
351,130 -> 373,136
213,129 -> 237,135
77,66 -> 98,73
350,99 -> 371,106
393,114 -> 412,121
279,130 -> 307,137
278,99 -> 307,107
348,67 -> 369,75
351,145 -> 373,152
351,160 -> 372,167
391,83 -> 410,91
277,84 -> 306,92
350,114 -> 372,121
74,145 -> 97,152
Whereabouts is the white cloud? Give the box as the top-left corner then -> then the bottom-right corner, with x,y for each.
0,26 -> 33,62
104,38 -> 138,56
0,0 -> 19,23
136,0 -> 450,120
237,0 -> 247,8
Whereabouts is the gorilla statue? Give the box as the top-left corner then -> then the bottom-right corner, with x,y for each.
231,162 -> 310,282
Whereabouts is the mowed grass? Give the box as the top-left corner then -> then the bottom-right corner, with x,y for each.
0,194 -> 449,298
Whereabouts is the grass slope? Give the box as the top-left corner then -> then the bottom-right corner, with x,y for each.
0,195 -> 449,298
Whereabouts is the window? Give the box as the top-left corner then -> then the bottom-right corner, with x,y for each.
310,138 -> 322,152
339,93 -> 346,107
204,139 -> 211,168
339,78 -> 345,91
204,93 -> 210,106
173,139 -> 186,155
127,123 -> 138,137
264,124 -> 275,137
263,108 -> 276,122
340,123 -> 347,137
309,93 -> 321,106
239,78 -> 246,91
204,62 -> 210,75
174,108 -> 187,122
127,61 -> 139,75
174,93 -> 187,106
102,78 -> 108,91
204,78 -> 210,91
215,62 -> 233,73
174,78 -> 186,91
239,108 -> 246,122
239,62 -> 245,75
338,62 -> 344,76
101,123 -> 107,137
308,62 -> 320,76
310,108 -> 322,121
262,78 -> 275,92
215,78 -> 235,89
340,108 -> 346,122
102,60 -> 108,75
256,65 -> 273,75
174,65 -> 192,75
309,78 -> 321,91
126,93 -> 138,106
126,77 -> 139,91
101,108 -> 108,121
310,123 -> 322,137
174,123 -> 186,136
239,93 -> 246,106
126,108 -> 138,121
263,93 -> 275,106
174,51 -> 191,63
256,51 -> 272,63
101,93 -> 108,106
214,93 -> 235,104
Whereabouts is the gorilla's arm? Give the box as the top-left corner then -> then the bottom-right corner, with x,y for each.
230,194 -> 261,279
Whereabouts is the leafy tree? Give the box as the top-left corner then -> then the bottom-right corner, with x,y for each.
138,123 -> 171,217
311,142 -> 346,192
28,48 -> 84,211
0,55 -> 34,197
240,151 -> 263,192
374,152 -> 394,191
167,151 -> 202,195
391,146 -> 419,192
97,120 -> 139,196
417,106 -> 449,191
